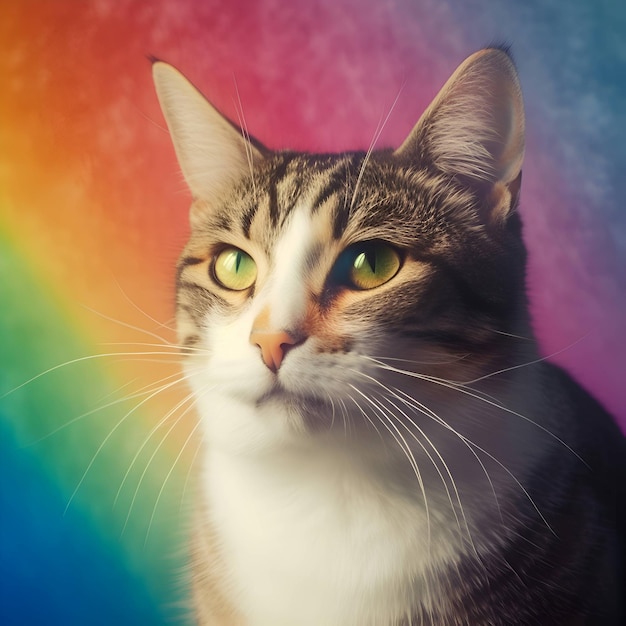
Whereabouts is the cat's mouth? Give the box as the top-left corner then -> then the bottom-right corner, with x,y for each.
255,381 -> 327,412
255,382 -> 297,406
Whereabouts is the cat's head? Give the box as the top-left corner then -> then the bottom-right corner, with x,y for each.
153,48 -> 529,451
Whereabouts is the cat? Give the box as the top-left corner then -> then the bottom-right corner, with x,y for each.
152,48 -> 626,625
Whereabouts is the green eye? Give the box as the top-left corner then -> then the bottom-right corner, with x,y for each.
334,241 -> 401,290
213,247 -> 257,290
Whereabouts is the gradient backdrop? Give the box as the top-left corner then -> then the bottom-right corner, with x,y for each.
1,1 -> 625,624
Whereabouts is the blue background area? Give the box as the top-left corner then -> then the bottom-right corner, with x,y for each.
0,419 -> 170,626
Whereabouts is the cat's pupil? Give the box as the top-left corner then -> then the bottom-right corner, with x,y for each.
355,250 -> 376,273
213,247 -> 257,291
343,241 -> 401,290
319,241 -> 401,291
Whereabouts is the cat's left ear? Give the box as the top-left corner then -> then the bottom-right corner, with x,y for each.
394,48 -> 525,223
152,62 -> 264,207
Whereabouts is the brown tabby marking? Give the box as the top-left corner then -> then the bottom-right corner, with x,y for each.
152,48 -> 625,625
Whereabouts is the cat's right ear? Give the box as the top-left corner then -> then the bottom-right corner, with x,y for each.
394,48 -> 525,225
152,62 -> 264,210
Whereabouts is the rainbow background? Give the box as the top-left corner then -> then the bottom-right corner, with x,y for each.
1,1 -> 625,624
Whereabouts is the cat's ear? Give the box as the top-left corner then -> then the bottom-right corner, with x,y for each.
152,62 -> 264,204
395,48 -> 524,220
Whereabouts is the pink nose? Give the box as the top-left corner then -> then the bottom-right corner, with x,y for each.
250,328 -> 297,372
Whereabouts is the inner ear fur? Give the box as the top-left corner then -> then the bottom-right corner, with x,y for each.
152,61 -> 266,213
395,48 -> 525,223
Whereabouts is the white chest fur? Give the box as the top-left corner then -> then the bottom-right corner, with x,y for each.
202,430 -> 467,626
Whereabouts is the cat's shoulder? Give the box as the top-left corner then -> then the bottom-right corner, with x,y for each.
541,360 -> 626,514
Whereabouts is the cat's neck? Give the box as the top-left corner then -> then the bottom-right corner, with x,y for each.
193,369 -> 548,626
199,434 -> 461,626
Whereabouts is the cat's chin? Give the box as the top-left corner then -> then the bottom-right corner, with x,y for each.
255,383 -> 294,407
256,383 -> 332,424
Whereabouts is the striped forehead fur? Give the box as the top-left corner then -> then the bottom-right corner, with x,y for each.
188,150 -> 484,255
175,147 -> 515,361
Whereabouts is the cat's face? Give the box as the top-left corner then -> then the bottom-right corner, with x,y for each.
154,49 -> 529,453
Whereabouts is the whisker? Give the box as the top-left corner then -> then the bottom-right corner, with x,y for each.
350,83 -> 405,210
232,75 -> 257,199
461,334 -> 589,385
369,353 -> 470,367
114,385 -> 199,509
359,356 -> 558,535
179,434 -> 204,517
64,373 -> 188,514
98,340 -> 209,355
348,383 -> 431,551
490,329 -> 534,341
346,366 -> 473,548
121,387 -> 200,535
81,305 -> 173,345
111,278 -> 177,332
345,393 -> 384,442
144,398 -> 208,546
373,390 -> 475,551
457,432 -> 556,536
363,356 -> 585,465
2,350 -> 183,399
387,384 -> 503,528
327,393 -> 337,430
25,371 -> 185,445
384,383 -> 555,537
94,376 -> 142,404
334,396 -> 350,437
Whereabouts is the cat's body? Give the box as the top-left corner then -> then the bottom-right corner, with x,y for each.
153,49 -> 626,625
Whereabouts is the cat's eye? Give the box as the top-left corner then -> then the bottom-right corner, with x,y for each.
213,247 -> 257,291
333,241 -> 401,290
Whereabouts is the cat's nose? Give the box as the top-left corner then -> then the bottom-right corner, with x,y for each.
249,328 -> 298,372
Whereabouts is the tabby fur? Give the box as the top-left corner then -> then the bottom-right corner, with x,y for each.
153,48 -> 625,625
